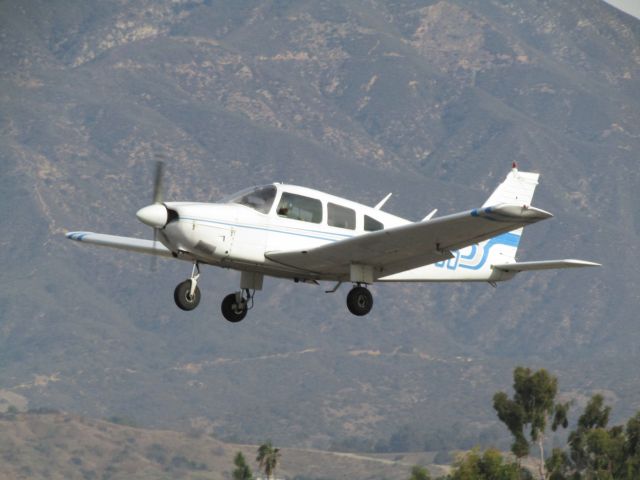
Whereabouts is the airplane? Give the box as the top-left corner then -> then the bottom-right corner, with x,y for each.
66,162 -> 600,322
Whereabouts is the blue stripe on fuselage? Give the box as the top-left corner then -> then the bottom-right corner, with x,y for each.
457,232 -> 521,270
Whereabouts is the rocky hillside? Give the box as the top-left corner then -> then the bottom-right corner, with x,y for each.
1,0 -> 639,451
0,411 -> 449,479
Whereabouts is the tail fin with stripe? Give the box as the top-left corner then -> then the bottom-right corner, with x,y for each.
479,165 -> 540,266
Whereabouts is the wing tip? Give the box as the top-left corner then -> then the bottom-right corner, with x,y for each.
564,259 -> 602,267
66,231 -> 92,241
472,204 -> 553,222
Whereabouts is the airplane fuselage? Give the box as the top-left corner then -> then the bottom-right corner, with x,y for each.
159,184 -> 407,280
158,184 -> 512,283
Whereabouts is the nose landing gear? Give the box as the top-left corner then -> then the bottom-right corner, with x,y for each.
173,265 -> 260,323
174,263 -> 201,311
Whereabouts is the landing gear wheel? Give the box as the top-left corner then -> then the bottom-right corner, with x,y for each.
346,286 -> 373,316
221,293 -> 248,323
174,280 -> 201,311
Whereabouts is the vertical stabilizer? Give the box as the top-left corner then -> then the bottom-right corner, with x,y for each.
478,166 -> 540,266
482,165 -> 540,208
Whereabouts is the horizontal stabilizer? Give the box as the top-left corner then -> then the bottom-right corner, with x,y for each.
493,259 -> 601,272
66,231 -> 173,257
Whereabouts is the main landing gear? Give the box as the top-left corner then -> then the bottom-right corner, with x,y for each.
221,289 -> 253,323
173,264 -> 260,323
346,285 -> 373,316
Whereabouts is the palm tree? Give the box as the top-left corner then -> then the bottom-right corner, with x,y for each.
256,441 -> 281,479
232,451 -> 253,480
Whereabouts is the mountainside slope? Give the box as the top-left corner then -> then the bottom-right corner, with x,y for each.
0,412 -> 449,479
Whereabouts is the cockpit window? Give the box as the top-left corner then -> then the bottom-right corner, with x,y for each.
276,192 -> 322,224
230,185 -> 277,214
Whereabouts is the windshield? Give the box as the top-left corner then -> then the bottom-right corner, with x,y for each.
229,185 -> 277,214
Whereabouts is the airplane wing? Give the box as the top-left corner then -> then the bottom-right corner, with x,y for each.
66,231 -> 173,257
493,259 -> 601,272
265,203 -> 553,278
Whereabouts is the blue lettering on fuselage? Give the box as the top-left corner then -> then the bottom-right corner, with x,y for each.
435,232 -> 521,271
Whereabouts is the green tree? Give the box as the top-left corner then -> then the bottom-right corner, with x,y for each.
545,395 -> 640,480
625,411 -> 640,477
232,451 -> 253,480
493,367 -> 569,480
585,425 -> 626,478
446,448 -> 530,480
256,441 -> 281,479
408,464 -> 431,480
553,393 -> 625,479
568,393 -> 611,473
545,448 -> 571,480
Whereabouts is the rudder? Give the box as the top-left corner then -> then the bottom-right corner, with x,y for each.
479,165 -> 540,265
482,164 -> 540,209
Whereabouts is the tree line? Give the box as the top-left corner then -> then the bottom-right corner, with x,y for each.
409,366 -> 640,480
232,367 -> 640,480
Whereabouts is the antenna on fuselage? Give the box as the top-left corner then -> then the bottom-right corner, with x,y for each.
422,209 -> 438,221
374,192 -> 392,210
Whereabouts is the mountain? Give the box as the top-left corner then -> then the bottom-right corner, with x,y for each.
0,411 -> 449,479
1,0 -> 639,453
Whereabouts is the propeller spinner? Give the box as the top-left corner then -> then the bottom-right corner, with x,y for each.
136,203 -> 168,228
136,160 -> 168,228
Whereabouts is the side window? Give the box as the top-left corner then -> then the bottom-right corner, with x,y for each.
328,203 -> 356,230
276,193 -> 322,224
364,215 -> 384,232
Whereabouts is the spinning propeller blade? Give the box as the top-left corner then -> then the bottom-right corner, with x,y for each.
151,159 -> 165,271
151,229 -> 159,272
152,160 -> 164,204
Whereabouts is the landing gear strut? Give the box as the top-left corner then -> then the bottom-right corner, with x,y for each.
172,268 -> 261,322
346,285 -> 373,316
174,263 -> 201,311
221,289 -> 253,323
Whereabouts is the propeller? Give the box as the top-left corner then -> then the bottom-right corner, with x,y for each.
136,161 -> 168,228
152,159 -> 165,272
152,159 -> 164,204
136,159 -> 168,271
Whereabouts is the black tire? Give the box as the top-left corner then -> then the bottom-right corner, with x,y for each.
346,286 -> 373,316
174,280 -> 201,311
221,293 -> 247,323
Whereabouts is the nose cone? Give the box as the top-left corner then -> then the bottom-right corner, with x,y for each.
136,204 -> 168,228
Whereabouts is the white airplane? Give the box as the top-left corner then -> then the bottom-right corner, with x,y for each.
67,163 -> 599,322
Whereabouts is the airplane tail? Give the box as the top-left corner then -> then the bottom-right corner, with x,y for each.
381,164 -> 600,281
482,164 -> 540,209
471,165 -> 600,276
478,164 -> 540,266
